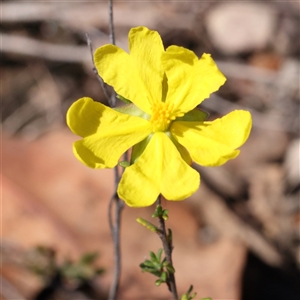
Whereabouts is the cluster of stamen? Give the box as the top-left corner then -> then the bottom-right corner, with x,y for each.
150,102 -> 177,132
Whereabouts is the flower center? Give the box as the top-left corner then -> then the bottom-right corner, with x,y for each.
150,102 -> 177,132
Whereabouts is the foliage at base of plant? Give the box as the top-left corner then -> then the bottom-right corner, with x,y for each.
25,246 -> 104,285
139,248 -> 175,286
181,285 -> 213,300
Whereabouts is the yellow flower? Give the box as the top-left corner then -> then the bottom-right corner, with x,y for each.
67,26 -> 252,207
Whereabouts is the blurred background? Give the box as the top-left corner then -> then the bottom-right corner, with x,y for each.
1,0 -> 300,299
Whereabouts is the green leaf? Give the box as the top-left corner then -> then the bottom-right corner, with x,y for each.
95,268 -> 105,275
131,134 -> 152,164
187,285 -> 193,294
176,107 -> 209,122
157,249 -> 163,262
149,251 -> 157,262
165,263 -> 175,274
116,94 -> 132,104
139,265 -> 149,272
119,161 -> 130,168
162,209 -> 169,220
153,204 -> 163,217
155,279 -> 163,286
79,252 -> 99,265
140,264 -> 157,273
160,271 -> 167,282
152,205 -> 169,220
136,217 -> 159,233
149,270 -> 162,277
181,285 -> 198,300
140,260 -> 154,268
114,103 -> 149,119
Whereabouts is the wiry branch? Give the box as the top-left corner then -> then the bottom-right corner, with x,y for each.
86,2 -> 122,298
156,196 -> 178,300
108,170 -> 124,300
108,0 -> 116,45
86,33 -> 115,106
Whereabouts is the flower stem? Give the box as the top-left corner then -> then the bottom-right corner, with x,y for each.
106,3 -> 123,298
108,167 -> 124,300
85,0 -> 117,108
156,196 -> 179,300
108,0 -> 115,45
87,1 -> 122,299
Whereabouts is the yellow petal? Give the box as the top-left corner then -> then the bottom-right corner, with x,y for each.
128,26 -> 165,106
162,47 -> 226,114
67,97 -> 105,137
67,98 -> 152,168
171,110 -> 252,166
117,132 -> 200,207
94,26 -> 165,114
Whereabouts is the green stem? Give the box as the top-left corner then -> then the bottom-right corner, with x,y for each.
156,196 -> 178,300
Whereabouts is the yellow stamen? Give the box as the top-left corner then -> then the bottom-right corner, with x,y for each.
150,102 -> 178,132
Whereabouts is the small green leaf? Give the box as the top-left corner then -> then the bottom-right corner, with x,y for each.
165,264 -> 175,274
155,279 -> 163,286
116,94 -> 132,104
140,260 -> 154,268
162,209 -> 169,220
140,263 -> 154,272
181,285 -> 198,300
114,103 -> 150,120
136,217 -> 159,233
152,204 -> 163,218
160,271 -> 167,282
187,285 -> 193,294
148,270 -> 161,277
175,107 -> 209,122
79,252 -> 98,265
152,205 -> 169,220
139,266 -> 149,272
131,135 -> 152,164
156,249 -> 163,262
149,251 -> 157,262
95,268 -> 105,275
119,161 -> 130,168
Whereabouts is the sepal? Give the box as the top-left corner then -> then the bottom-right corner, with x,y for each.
117,94 -> 132,104
114,103 -> 150,119
176,107 -> 209,122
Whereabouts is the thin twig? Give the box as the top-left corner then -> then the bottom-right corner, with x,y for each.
156,196 -> 178,300
86,12 -> 122,300
108,0 -> 115,45
108,169 -> 124,300
88,32 -> 123,296
86,33 -> 112,102
105,1 -> 123,299
85,0 -> 117,107
86,32 -> 116,106
106,0 -> 117,107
